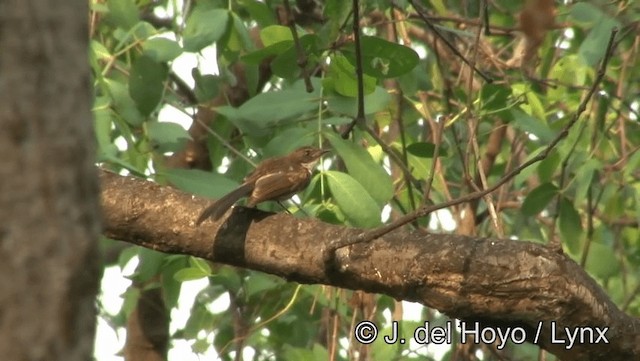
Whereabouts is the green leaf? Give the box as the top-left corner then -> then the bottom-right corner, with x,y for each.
134,248 -> 166,283
585,242 -> 620,280
193,69 -> 221,103
283,345 -> 316,361
143,38 -> 183,62
106,79 -> 144,126
558,197 -> 583,254
244,273 -> 282,298
107,0 -> 139,30
343,36 -> 419,78
407,142 -> 444,158
521,182 -> 559,216
323,116 -> 353,125
160,256 -> 187,308
551,54 -> 587,85
537,150 -> 560,183
325,171 -> 381,228
326,86 -> 391,117
510,108 -> 555,143
406,152 -> 432,180
323,0 -> 351,41
326,133 -> 394,206
579,19 -> 620,66
310,344 -> 330,361
119,287 -> 140,319
90,40 -> 111,61
93,96 -> 113,150
480,83 -> 512,112
161,168 -> 238,198
225,12 -> 255,54
242,41 -> 292,64
242,24 -> 318,65
117,245 -> 140,270
271,34 -> 321,80
242,0 -> 277,28
189,256 -> 212,274
174,267 -> 211,282
430,0 -> 447,14
328,53 -> 376,97
209,267 -> 243,293
634,187 -> 640,232
264,128 -> 316,157
623,151 -> 640,180
132,21 -> 158,40
146,121 -> 191,153
260,25 -> 293,46
271,47 -> 302,80
97,150 -> 143,176
525,91 -> 546,122
183,8 -> 229,52
225,83 -> 320,128
548,55 -> 589,102
111,21 -> 156,48
603,188 -> 625,218
129,55 -> 167,115
570,2 -> 604,23
573,158 -> 599,206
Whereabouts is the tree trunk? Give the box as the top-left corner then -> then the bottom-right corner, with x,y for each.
0,1 -> 100,360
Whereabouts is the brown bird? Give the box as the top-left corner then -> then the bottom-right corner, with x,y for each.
196,146 -> 329,224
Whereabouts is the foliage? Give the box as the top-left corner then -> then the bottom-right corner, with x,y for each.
90,0 -> 640,360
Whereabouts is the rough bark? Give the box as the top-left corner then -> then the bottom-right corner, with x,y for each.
0,0 -> 100,360
100,170 -> 640,361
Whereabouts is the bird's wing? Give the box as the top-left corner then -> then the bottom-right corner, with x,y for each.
247,170 -> 310,207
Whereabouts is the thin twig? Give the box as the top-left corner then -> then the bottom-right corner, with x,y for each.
352,0 -> 365,120
195,116 -> 255,166
622,281 -> 640,312
581,185 -> 605,267
341,0 -> 366,139
580,187 -> 594,267
362,124 -> 422,190
549,102 -> 595,249
423,117 -> 444,203
401,13 -> 523,35
482,0 -> 491,36
327,27 -> 619,252
168,71 -> 198,104
404,0 -> 493,83
388,10 -> 417,215
283,0 -> 314,93
462,1 -> 485,205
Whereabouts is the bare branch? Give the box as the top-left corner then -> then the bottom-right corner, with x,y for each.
100,169 -> 640,361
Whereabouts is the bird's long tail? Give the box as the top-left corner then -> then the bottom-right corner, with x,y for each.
196,182 -> 253,225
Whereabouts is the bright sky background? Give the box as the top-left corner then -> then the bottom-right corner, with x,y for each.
95,259 -> 222,361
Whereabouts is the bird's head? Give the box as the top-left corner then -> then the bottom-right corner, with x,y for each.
291,146 -> 330,170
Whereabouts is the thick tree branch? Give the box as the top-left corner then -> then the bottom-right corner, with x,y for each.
100,169 -> 640,361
